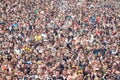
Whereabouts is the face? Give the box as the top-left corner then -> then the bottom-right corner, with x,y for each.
56,71 -> 60,77
63,69 -> 67,75
77,74 -> 84,80
85,67 -> 90,72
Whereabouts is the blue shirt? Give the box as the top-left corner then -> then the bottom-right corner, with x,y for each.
12,22 -> 18,28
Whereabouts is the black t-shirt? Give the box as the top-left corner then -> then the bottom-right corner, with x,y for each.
53,76 -> 64,80
56,76 -> 64,80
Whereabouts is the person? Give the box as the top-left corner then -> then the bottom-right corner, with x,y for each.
0,0 -> 120,80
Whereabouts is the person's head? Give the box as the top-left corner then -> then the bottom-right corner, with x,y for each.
85,66 -> 90,73
55,70 -> 60,77
62,69 -> 67,76
77,74 -> 84,80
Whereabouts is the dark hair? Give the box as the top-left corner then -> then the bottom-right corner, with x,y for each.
36,78 -> 41,80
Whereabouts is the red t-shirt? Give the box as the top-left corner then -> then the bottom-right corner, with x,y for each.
84,17 -> 89,22
96,31 -> 101,35
96,16 -> 101,22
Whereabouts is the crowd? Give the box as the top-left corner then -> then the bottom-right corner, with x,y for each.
0,0 -> 120,80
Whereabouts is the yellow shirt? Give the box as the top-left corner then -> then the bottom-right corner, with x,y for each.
24,47 -> 31,52
35,35 -> 42,41
77,69 -> 83,74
